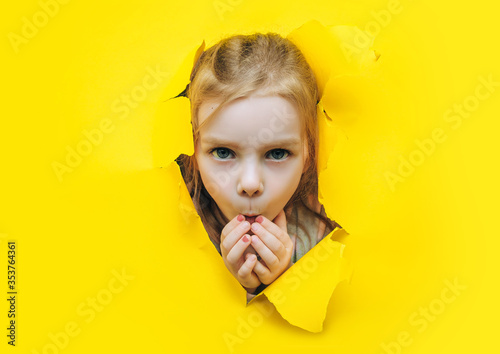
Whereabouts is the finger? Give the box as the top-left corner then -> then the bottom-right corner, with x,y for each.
219,215 -> 241,245
226,234 -> 252,265
253,258 -> 271,281
238,253 -> 257,279
250,221 -> 285,258
251,235 -> 279,270
220,218 -> 251,254
244,245 -> 258,257
255,212 -> 290,247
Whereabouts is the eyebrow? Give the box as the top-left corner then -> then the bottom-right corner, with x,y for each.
201,136 -> 302,149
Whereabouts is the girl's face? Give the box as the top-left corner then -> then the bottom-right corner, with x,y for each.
195,93 -> 308,224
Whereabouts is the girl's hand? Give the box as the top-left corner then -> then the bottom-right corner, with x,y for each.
249,209 -> 294,285
220,215 -> 262,291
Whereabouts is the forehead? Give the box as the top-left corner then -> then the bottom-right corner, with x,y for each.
197,94 -> 302,144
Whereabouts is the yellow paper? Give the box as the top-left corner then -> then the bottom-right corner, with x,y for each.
2,0 -> 499,353
152,19 -> 375,332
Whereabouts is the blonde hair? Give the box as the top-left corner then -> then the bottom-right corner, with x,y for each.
175,32 -> 339,249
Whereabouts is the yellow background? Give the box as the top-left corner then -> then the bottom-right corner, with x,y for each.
1,0 -> 499,353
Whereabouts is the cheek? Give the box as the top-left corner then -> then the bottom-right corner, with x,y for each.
195,155 -> 231,202
266,162 -> 303,201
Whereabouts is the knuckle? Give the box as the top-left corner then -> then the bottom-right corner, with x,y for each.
237,268 -> 247,279
221,239 -> 231,252
270,258 -> 279,268
225,252 -> 234,264
261,276 -> 272,285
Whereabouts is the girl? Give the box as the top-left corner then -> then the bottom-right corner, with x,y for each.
175,32 -> 341,300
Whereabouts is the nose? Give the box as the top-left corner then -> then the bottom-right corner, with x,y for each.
237,159 -> 264,197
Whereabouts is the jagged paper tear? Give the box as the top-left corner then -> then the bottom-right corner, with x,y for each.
251,228 -> 353,332
152,19 -> 378,332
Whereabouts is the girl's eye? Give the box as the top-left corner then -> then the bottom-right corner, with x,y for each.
211,148 -> 233,159
267,149 -> 289,160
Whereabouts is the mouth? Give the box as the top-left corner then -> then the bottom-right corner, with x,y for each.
243,214 -> 258,224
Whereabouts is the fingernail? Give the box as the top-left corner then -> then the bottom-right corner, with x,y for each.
251,223 -> 258,231
242,235 -> 249,242
256,216 -> 263,223
237,214 -> 244,222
